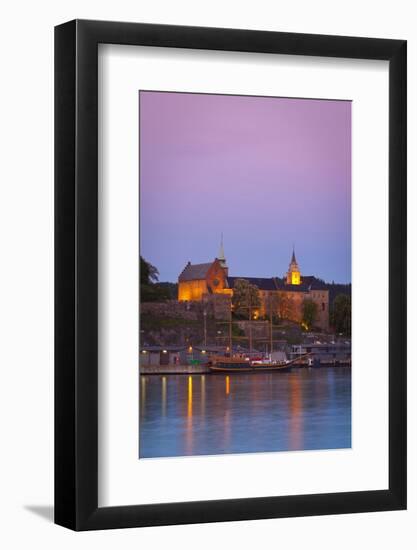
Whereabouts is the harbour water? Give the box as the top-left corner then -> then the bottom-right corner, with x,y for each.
139,367 -> 351,459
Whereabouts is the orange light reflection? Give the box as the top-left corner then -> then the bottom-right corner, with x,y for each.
185,376 -> 193,454
289,374 -> 303,450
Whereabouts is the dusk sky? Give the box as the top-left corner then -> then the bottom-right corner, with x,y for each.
140,91 -> 351,284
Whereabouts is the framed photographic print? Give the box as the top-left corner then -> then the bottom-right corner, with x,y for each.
55,20 -> 406,530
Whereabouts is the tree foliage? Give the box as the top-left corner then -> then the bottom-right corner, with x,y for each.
140,256 -> 171,303
277,293 -> 294,321
157,282 -> 178,300
302,298 -> 318,330
265,293 -> 281,320
140,256 -> 159,285
232,278 -> 261,317
331,294 -> 351,335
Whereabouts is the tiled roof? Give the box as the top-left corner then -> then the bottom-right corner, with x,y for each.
274,279 -> 310,292
227,276 -> 277,291
178,262 -> 213,282
227,275 -> 329,293
300,276 -> 328,290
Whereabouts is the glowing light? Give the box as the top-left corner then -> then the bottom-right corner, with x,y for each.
225,375 -> 230,395
291,271 -> 301,285
141,350 -> 147,354
178,280 -> 208,302
201,350 -> 206,354
187,376 -> 193,418
188,346 -> 193,353
289,375 -> 303,450
162,349 -> 167,354
186,376 -> 193,454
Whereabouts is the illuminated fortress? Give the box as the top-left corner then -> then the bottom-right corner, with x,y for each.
178,239 -> 329,331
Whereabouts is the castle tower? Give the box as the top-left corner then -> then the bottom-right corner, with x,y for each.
286,246 -> 301,285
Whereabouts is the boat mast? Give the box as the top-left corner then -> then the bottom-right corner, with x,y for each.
228,301 -> 233,355
248,291 -> 253,355
269,296 -> 273,359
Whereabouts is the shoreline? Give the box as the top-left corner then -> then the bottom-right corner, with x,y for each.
139,363 -> 351,375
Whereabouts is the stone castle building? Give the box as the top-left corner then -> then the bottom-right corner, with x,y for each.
178,239 -> 329,331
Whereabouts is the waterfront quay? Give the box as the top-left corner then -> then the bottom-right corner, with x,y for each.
139,341 -> 351,375
141,363 -> 210,375
140,362 -> 350,375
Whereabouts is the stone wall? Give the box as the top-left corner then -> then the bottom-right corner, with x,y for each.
140,296 -> 232,346
141,295 -> 231,321
309,289 -> 330,331
141,300 -> 200,320
203,293 -> 231,320
237,320 -> 270,340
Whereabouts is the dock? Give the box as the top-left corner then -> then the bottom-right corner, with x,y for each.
140,364 -> 210,375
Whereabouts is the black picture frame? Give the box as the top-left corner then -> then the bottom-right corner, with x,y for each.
55,19 -> 407,531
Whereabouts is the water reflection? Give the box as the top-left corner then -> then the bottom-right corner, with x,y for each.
200,375 -> 206,417
161,376 -> 166,417
139,368 -> 351,458
140,376 -> 146,420
289,374 -> 303,450
185,376 -> 193,454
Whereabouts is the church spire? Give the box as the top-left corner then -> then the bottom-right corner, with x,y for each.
286,245 -> 301,285
218,232 -> 225,261
218,233 -> 227,270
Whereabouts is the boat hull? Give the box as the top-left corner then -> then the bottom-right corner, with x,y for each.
208,363 -> 292,373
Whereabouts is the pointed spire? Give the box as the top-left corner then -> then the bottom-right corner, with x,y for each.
217,233 -> 227,271
291,244 -> 297,264
218,232 -> 225,261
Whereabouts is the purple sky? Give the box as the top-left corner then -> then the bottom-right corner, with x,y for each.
140,91 -> 351,284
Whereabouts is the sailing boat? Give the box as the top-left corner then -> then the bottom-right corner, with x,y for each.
209,275 -> 311,372
208,353 -> 310,373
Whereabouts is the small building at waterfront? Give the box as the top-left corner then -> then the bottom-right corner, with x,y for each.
140,346 -> 184,366
289,342 -> 351,364
140,345 -> 228,367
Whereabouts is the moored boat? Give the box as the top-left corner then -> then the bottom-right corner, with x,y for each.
208,354 -> 308,373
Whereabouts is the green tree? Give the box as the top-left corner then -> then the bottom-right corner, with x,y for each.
140,256 -> 159,285
232,278 -> 261,318
331,294 -> 351,335
302,298 -> 318,330
140,256 -> 171,303
277,293 -> 293,321
157,282 -> 178,299
266,293 -> 281,321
